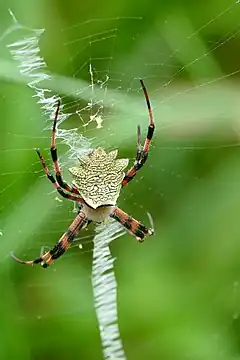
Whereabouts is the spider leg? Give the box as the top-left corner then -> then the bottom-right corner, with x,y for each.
110,207 -> 154,242
50,100 -> 79,195
11,211 -> 88,268
122,79 -> 155,186
36,149 -> 83,203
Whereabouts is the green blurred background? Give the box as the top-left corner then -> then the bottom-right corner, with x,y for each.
1,0 -> 240,359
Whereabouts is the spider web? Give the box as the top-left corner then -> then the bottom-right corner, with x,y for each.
1,12 -> 127,360
1,2 -> 240,359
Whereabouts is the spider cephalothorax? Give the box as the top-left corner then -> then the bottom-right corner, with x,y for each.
11,79 -> 155,268
69,148 -> 129,209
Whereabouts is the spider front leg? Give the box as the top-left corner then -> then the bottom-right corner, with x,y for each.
122,79 -> 155,186
110,207 -> 154,242
11,211 -> 89,268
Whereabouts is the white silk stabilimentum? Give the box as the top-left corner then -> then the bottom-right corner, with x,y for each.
7,11 -> 127,360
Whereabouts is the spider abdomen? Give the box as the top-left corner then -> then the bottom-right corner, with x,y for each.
69,147 -> 129,209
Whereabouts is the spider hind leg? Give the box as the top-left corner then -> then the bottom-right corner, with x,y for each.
122,79 -> 155,186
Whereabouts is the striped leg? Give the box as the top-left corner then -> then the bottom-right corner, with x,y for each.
122,79 -> 155,186
11,211 -> 88,268
110,207 -> 154,242
50,100 -> 79,195
36,150 -> 83,203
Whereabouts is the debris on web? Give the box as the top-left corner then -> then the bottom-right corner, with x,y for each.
92,219 -> 127,360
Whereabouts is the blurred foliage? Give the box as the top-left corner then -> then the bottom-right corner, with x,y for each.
1,0 -> 240,359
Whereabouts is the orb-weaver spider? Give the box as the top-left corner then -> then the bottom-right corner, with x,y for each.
11,79 -> 155,268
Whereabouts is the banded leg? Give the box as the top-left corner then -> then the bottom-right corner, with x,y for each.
50,100 -> 79,194
122,79 -> 155,186
36,149 -> 83,203
110,207 -> 154,241
11,211 -> 88,268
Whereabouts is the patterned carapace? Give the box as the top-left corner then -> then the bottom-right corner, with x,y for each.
11,79 -> 155,268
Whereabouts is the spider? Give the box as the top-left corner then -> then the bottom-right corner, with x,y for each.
11,79 -> 155,268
